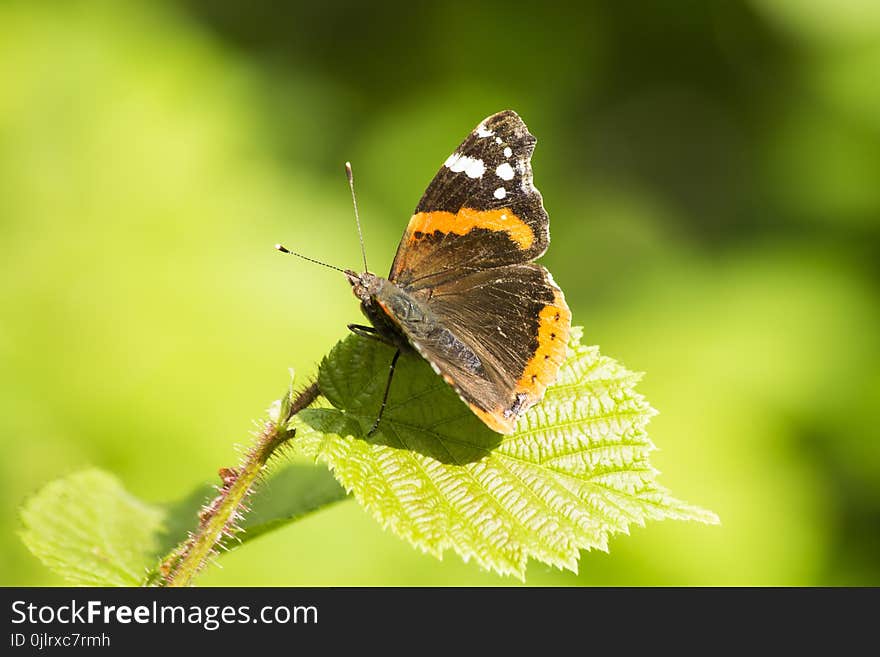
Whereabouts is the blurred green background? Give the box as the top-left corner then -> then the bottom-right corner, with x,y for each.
2,0 -> 879,586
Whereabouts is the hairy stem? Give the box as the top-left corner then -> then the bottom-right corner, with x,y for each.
156,382 -> 320,587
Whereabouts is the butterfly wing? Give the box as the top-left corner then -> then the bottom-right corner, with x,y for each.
377,110 -> 569,434
389,110 -> 549,289
375,264 -> 570,434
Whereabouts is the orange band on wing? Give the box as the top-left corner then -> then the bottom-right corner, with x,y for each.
406,208 -> 534,250
467,289 -> 571,436
515,289 -> 571,400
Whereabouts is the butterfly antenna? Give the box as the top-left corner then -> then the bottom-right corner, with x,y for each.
274,244 -> 347,273
346,161 -> 369,273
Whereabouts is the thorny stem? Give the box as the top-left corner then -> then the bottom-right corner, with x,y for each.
156,382 -> 321,587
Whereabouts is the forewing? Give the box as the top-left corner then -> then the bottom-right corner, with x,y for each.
389,110 -> 550,288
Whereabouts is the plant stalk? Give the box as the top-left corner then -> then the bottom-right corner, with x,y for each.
157,382 -> 320,587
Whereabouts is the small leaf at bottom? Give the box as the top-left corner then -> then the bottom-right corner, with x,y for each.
19,469 -> 164,586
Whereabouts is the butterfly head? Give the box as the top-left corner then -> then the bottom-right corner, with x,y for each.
345,269 -> 382,304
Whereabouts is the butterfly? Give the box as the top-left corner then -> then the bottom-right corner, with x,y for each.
342,110 -> 571,435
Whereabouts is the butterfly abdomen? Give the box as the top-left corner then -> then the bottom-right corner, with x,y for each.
373,281 -> 484,377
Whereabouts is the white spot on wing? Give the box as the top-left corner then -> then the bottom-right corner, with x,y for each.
476,122 -> 494,138
446,153 -> 485,179
495,162 -> 515,181
495,137 -> 503,144
494,187 -> 507,200
464,158 -> 485,178
504,146 -> 512,158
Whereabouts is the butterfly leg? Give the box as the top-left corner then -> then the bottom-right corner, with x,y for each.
347,323 -> 395,346
367,348 -> 401,437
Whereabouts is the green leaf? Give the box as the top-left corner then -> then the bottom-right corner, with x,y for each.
20,464 -> 347,586
18,469 -> 165,586
294,327 -> 719,579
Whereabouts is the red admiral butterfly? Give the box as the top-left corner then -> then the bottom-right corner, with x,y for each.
280,110 -> 570,434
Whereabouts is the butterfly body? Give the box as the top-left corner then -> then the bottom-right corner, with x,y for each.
348,270 -> 486,375
347,110 -> 571,435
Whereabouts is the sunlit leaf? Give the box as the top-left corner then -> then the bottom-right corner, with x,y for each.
295,327 -> 719,579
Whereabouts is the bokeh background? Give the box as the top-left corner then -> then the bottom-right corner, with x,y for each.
2,0 -> 878,586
